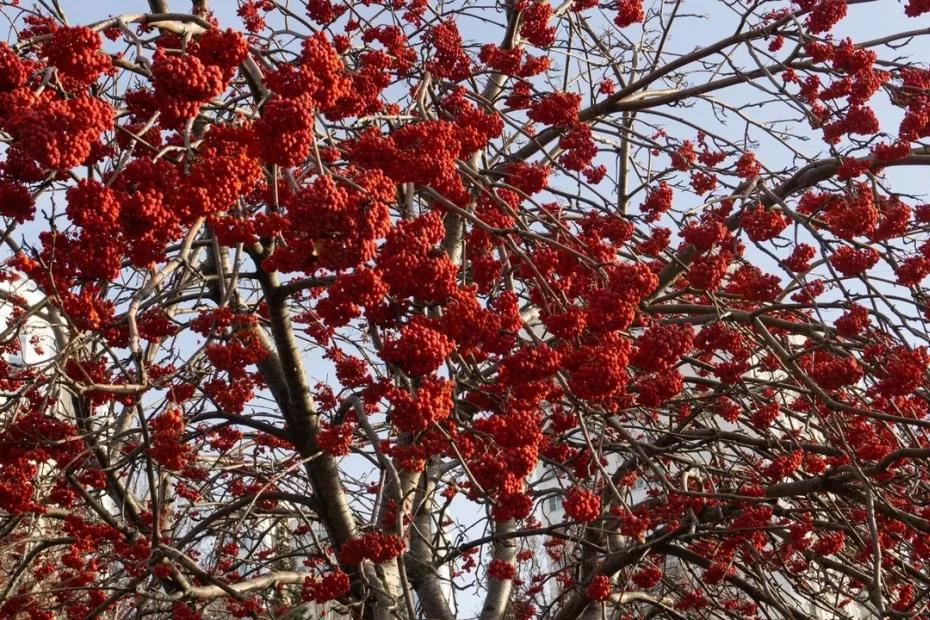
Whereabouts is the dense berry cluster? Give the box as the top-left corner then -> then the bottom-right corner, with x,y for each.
0,179 -> 34,223
519,1 -> 556,47
615,0 -> 645,27
585,575 -> 611,601
805,0 -> 848,34
381,318 -> 454,376
302,571 -> 351,603
803,351 -> 863,390
741,205 -> 788,242
270,170 -> 393,273
387,377 -> 453,433
339,533 -> 406,564
640,181 -> 673,222
630,324 -> 694,372
3,94 -> 112,171
528,92 -> 581,127
148,409 -> 194,471
562,488 -> 601,522
828,246 -> 879,276
45,27 -> 111,86
487,558 -> 516,580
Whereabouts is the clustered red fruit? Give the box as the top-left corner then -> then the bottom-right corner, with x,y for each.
632,562 -> 663,589
302,571 -> 351,603
0,412 -> 83,514
0,179 -> 34,222
317,421 -> 356,456
150,29 -> 248,127
255,95 -> 315,167
270,170 -> 393,273
763,451 -> 803,479
339,533 -> 406,564
45,26 -> 111,86
784,244 -> 816,272
381,318 -> 455,376
148,409 -> 195,471
670,140 -> 697,171
585,574 -> 611,601
528,91 -> 581,127
803,351 -> 863,390
630,324 -> 694,373
906,0 -> 930,15
558,123 -> 599,173
640,181 -> 673,222
875,346 -> 929,397
427,20 -> 471,80
635,370 -> 684,407
376,212 -> 458,301
804,0 -> 848,34
741,205 -> 788,242
479,44 -> 550,77
896,255 -> 930,286
386,377 -> 453,433
734,152 -> 761,178
3,93 -> 112,171
562,488 -> 601,522
487,558 -> 516,580
0,42 -> 30,91
519,1 -> 556,47
615,0 -> 645,27
813,531 -> 846,555
834,304 -> 869,337
828,246 -> 879,276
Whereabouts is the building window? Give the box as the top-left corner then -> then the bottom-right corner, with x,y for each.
547,496 -> 560,513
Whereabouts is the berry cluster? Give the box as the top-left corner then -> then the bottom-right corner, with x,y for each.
528,92 -> 582,127
339,533 -> 405,564
741,205 -> 788,242
381,318 -> 455,376
45,26 -> 110,86
302,571 -> 351,603
875,346 -> 929,397
640,181 -> 673,223
585,574 -> 611,601
0,179 -> 34,223
632,563 -> 663,589
386,377 -> 453,433
271,170 -> 392,273
4,94 -> 112,171
148,409 -> 194,471
487,558 -> 516,580
562,487 -> 601,522
828,246 -> 879,276
427,21 -> 471,80
615,0 -> 645,27
519,2 -> 556,47
805,0 -> 848,34
558,124 -> 598,172
803,351 -> 863,390
784,244 -> 816,272
631,324 -> 694,373
734,152 -> 761,178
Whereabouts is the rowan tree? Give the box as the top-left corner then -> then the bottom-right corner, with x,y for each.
2,0 -> 930,618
